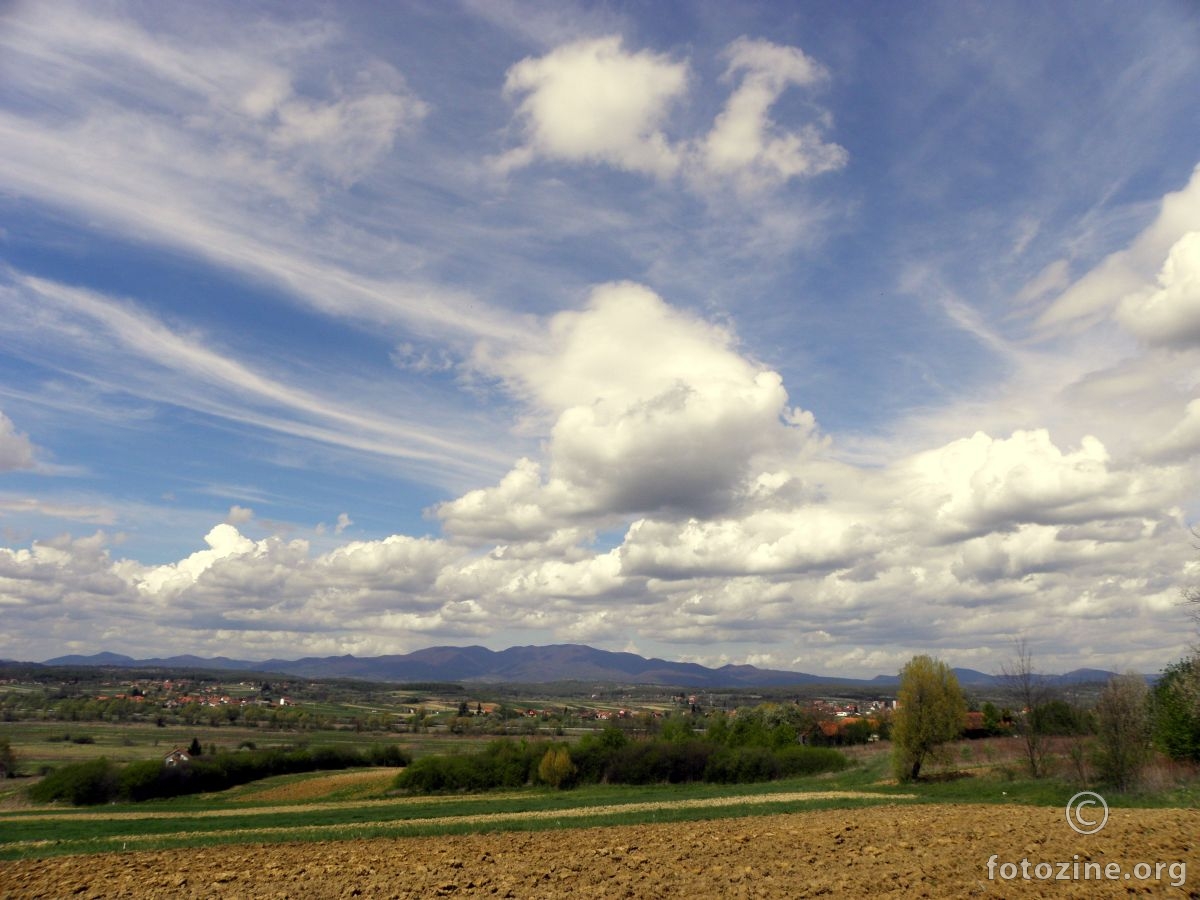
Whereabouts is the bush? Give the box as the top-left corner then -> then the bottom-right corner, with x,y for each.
0,737 -> 16,778
603,740 -> 713,785
705,746 -> 779,783
119,759 -> 169,802
701,745 -> 846,783
1031,699 -> 1092,736
29,757 -> 120,805
393,740 -> 542,793
393,731 -> 849,794
776,746 -> 848,778
28,742 -> 411,805
366,743 -> 410,767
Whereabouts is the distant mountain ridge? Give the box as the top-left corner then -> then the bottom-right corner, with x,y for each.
35,644 -> 1126,689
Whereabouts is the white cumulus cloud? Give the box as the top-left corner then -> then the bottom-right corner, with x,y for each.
495,36 -> 687,178
696,37 -> 846,192
444,282 -> 816,538
494,35 -> 845,193
226,505 -> 254,525
896,430 -> 1167,540
0,412 -> 35,471
620,507 -> 872,579
1116,231 -> 1200,347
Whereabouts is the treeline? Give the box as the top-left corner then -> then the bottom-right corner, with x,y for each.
0,693 -> 340,730
395,722 -> 848,794
28,743 -> 410,806
890,646 -> 1200,789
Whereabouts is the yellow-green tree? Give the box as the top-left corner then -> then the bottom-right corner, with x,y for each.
892,655 -> 966,782
537,745 -> 576,789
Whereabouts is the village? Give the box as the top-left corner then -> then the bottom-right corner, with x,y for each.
0,664 -> 909,744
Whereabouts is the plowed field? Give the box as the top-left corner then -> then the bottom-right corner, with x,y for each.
3,804 -> 1197,898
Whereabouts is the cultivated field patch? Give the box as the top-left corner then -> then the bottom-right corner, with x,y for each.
234,769 -> 399,804
2,803 -> 1196,898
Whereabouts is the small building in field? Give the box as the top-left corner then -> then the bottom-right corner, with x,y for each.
163,748 -> 191,768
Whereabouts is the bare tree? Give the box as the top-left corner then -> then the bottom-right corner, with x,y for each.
1094,672 -> 1150,790
1185,527 -> 1200,625
1001,638 -> 1052,778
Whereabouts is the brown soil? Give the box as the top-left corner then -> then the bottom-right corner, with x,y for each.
2,804 -> 1197,898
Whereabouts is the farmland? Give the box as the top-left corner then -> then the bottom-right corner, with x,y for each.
1,667 -> 1198,896
1,752 -> 1197,897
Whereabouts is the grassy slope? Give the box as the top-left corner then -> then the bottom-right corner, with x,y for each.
2,742 -> 1196,861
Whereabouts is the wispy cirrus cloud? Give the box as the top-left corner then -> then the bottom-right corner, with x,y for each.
1,273 -> 516,480
0,496 -> 114,525
0,1 -> 529,346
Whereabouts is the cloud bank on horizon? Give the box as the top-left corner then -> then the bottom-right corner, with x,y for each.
0,1 -> 1198,677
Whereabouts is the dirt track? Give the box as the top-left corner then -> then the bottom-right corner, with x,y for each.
3,804 -> 1198,898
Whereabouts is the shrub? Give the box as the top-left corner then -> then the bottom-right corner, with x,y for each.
395,731 -> 847,794
118,759 -> 169,802
29,742 -> 409,805
1031,699 -> 1092,736
0,737 -> 16,778
704,746 -> 779,783
603,740 -> 714,785
393,740 -> 541,793
28,758 -> 120,805
776,745 -> 848,777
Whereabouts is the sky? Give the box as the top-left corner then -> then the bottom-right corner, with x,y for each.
1,1 -> 1199,678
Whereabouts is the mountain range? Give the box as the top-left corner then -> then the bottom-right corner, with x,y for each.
30,644 -> 1125,689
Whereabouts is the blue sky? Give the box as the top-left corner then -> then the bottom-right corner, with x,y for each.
1,1 -> 1198,676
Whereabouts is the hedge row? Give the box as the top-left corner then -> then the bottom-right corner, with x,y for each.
394,731 -> 847,794
29,743 -> 410,806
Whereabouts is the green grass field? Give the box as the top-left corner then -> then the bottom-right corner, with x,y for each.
0,720 -> 478,775
0,769 -> 907,860
2,737 -> 1195,862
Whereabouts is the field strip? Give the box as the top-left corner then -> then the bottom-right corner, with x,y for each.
3,791 -> 914,851
0,790 -> 533,823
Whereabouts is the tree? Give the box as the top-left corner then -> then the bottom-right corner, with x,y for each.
981,701 -> 1003,735
1031,699 -> 1090,736
892,655 -> 966,782
0,737 -> 16,778
1093,672 -> 1150,790
1184,528 -> 1200,623
1001,638 -> 1053,778
1152,655 -> 1200,761
660,716 -> 695,743
537,746 -> 575,789
187,736 -> 202,757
